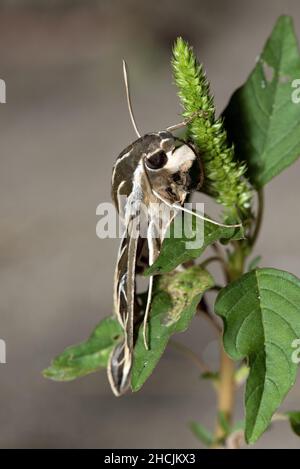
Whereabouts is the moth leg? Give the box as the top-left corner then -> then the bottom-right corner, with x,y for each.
152,189 -> 242,229
125,217 -> 139,350
142,218 -> 160,350
166,110 -> 209,133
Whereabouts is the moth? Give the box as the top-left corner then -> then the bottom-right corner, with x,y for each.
107,61 -> 240,396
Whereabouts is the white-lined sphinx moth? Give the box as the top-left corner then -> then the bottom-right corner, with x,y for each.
107,61 -> 240,396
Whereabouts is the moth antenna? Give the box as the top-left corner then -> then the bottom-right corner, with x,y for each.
152,189 -> 242,229
122,59 -> 141,138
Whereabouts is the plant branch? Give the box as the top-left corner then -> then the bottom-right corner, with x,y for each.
169,339 -> 211,374
211,243 -> 230,280
210,285 -> 223,292
271,413 -> 288,423
200,256 -> 225,269
197,297 -> 222,335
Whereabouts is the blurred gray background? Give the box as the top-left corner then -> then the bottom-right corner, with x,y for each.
0,0 -> 300,449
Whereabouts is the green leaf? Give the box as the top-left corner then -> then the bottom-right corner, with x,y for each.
146,214 -> 244,276
286,411 -> 300,437
215,268 -> 300,444
224,16 -> 300,189
43,316 -> 122,381
189,421 -> 213,446
131,266 -> 214,391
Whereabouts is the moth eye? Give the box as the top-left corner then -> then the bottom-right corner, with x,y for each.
145,150 -> 168,170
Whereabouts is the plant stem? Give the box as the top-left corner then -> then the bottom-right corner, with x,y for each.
214,347 -> 236,441
212,190 -> 262,445
213,243 -> 246,445
249,189 -> 264,247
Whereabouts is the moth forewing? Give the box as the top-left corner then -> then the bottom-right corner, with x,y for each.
108,131 -> 205,395
108,161 -> 145,396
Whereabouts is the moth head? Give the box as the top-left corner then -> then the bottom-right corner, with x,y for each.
143,131 -> 203,197
119,62 -> 203,196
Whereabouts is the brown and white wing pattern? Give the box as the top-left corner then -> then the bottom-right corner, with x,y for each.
108,131 -> 203,396
108,162 -> 145,396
